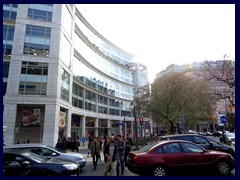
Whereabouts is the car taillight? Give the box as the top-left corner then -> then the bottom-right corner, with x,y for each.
133,155 -> 138,160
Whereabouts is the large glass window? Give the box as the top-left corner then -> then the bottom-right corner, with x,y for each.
3,4 -> 18,20
19,61 -> 48,95
3,25 -> 15,56
28,4 -> 53,22
24,25 -> 51,56
61,68 -> 70,101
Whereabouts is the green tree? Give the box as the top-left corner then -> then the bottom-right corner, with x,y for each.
150,73 -> 213,134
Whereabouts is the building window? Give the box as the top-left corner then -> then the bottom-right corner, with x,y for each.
61,68 -> 70,101
3,4 -> 18,20
3,61 -> 10,78
19,61 -> 48,95
24,25 -> 51,56
28,4 -> 53,22
3,25 -> 15,56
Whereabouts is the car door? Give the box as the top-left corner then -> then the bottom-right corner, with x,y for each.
193,136 -> 222,151
161,142 -> 187,170
179,142 -> 214,169
3,153 -> 31,176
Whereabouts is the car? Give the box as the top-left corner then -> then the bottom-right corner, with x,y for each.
212,131 -> 223,137
158,134 -> 235,158
3,143 -> 86,168
220,132 -> 235,142
126,140 -> 235,176
3,150 -> 80,176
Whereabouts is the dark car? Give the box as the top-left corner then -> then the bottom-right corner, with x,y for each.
127,140 -> 235,176
158,134 -> 235,158
3,143 -> 86,168
212,131 -> 223,137
3,150 -> 80,176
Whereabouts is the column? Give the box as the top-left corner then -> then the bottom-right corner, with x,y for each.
81,116 -> 86,138
94,118 -> 98,137
107,119 -> 111,137
131,121 -> 134,138
119,120 -> 123,136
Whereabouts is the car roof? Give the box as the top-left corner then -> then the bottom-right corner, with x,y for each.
159,134 -> 202,138
4,143 -> 52,149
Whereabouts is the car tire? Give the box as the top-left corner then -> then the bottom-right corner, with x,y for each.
217,160 -> 231,175
153,165 -> 167,176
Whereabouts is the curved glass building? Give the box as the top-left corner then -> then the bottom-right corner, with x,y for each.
3,4 -> 149,146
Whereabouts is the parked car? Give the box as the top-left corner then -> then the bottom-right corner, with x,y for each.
127,140 -> 235,176
3,144 -> 86,168
158,134 -> 235,158
212,131 -> 223,137
220,132 -> 235,142
3,150 -> 79,176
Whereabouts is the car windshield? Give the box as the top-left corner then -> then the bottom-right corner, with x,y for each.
226,133 -> 235,137
138,143 -> 156,152
46,145 -> 66,153
22,152 -> 46,163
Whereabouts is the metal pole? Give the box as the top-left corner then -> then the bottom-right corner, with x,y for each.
134,106 -> 138,150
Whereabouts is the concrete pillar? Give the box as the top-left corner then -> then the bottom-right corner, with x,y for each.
94,118 -> 98,137
81,116 -> 86,138
107,119 -> 111,137
131,121 -> 134,138
119,120 -> 123,136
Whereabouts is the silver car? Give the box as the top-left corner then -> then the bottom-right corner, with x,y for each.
3,144 -> 86,168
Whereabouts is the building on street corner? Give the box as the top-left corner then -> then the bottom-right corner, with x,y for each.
3,4 -> 150,146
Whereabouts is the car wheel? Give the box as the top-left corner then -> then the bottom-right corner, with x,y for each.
217,161 -> 230,175
153,166 -> 166,176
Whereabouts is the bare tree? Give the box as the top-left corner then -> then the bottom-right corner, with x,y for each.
198,59 -> 235,107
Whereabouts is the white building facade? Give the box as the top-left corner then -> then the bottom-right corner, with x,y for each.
3,4 -> 149,146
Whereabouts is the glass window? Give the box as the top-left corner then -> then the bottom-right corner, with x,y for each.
3,4 -> 18,20
19,61 -> 48,95
181,142 -> 204,153
27,4 -> 53,22
61,68 -> 70,101
162,143 -> 182,153
3,61 -> 10,77
24,25 -> 51,56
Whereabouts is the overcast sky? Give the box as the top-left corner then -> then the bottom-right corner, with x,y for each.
76,4 -> 235,82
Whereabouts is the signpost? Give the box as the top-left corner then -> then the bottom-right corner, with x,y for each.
219,115 -> 228,143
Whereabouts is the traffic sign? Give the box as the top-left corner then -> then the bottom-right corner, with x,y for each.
220,116 -> 228,124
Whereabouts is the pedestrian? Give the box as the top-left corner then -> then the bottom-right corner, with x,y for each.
27,139 -> 30,143
124,134 -> 133,167
90,137 -> 100,170
103,136 -> 119,176
16,140 -> 20,144
97,136 -> 103,162
75,137 -> 80,153
87,135 -> 93,157
82,136 -> 86,147
115,134 -> 126,176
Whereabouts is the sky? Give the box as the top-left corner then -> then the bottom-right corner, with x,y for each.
76,4 -> 235,82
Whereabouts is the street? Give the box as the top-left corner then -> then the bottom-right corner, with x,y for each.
78,136 -> 235,176
79,162 -> 137,176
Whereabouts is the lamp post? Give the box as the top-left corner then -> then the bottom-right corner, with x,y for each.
134,106 -> 138,150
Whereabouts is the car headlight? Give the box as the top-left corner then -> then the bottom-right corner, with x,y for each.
63,164 -> 78,170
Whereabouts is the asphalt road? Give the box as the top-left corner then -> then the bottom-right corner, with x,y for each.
79,161 -> 137,176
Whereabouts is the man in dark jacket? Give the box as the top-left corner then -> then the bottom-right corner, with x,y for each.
103,136 -> 119,176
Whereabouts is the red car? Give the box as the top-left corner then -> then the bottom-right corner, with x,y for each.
127,140 -> 235,176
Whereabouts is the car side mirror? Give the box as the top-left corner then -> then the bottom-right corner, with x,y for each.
21,161 -> 30,167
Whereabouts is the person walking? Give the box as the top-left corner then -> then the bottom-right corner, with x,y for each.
115,134 -> 126,176
103,136 -> 119,176
90,137 -> 100,170
124,133 -> 133,168
82,136 -> 86,147
87,135 -> 93,157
